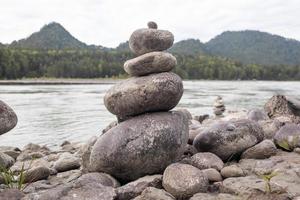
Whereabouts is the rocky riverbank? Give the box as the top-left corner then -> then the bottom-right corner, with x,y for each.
0,94 -> 299,200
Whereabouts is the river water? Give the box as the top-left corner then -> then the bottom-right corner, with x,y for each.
0,81 -> 299,148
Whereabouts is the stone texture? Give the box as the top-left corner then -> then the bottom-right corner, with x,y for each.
188,152 -> 224,171
124,52 -> 176,76
221,165 -> 244,178
133,187 -> 175,200
241,139 -> 277,159
259,119 -> 281,139
104,72 -> 183,120
274,123 -> 300,151
0,151 -> 14,168
264,95 -> 300,123
54,153 -> 80,172
202,168 -> 223,182
129,28 -> 174,55
190,193 -> 241,200
193,119 -> 264,160
0,100 -> 18,135
162,163 -> 209,199
90,111 -> 188,182
116,175 -> 162,200
80,136 -> 97,172
76,172 -> 120,188
24,166 -> 50,183
0,189 -> 24,200
247,109 -> 269,121
147,21 -> 158,29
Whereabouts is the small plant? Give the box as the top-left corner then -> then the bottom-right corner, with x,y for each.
0,163 -> 26,190
261,171 -> 279,193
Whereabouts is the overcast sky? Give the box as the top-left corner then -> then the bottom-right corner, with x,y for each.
1,0 -> 299,47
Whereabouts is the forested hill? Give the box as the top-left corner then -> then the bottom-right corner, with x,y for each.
0,22 -> 300,80
205,30 -> 300,65
10,22 -> 89,50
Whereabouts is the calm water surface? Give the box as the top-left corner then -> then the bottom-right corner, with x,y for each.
0,81 -> 299,148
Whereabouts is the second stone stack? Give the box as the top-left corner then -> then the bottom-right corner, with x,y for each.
90,22 -> 188,182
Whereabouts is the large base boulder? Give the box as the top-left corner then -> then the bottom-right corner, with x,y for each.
90,111 -> 188,182
0,100 -> 18,135
104,72 -> 183,120
193,119 -> 264,160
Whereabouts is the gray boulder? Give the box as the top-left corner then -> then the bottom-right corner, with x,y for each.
54,153 -> 80,172
129,27 -> 174,55
90,111 -> 188,182
247,109 -> 269,121
274,123 -> 300,151
124,52 -> 176,76
0,100 -> 18,135
190,193 -> 241,200
116,175 -> 162,200
188,152 -> 224,171
104,72 -> 183,120
162,163 -> 209,199
241,139 -> 277,159
0,151 -> 15,168
220,165 -> 244,178
24,166 -> 50,183
202,168 -> 223,182
193,119 -> 264,160
76,172 -> 120,188
133,187 -> 175,200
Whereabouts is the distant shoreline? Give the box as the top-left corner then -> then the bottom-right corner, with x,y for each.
0,78 -> 120,85
0,78 -> 299,85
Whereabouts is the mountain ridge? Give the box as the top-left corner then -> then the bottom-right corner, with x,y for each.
4,22 -> 300,65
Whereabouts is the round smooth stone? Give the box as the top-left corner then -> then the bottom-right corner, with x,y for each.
124,52 -> 176,76
147,21 -> 158,29
0,100 -> 18,135
129,28 -> 174,55
89,111 -> 189,182
104,72 -> 183,120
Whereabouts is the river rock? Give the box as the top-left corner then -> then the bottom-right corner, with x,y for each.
193,119 -> 264,160
190,193 -> 241,200
202,168 -> 223,182
188,152 -> 224,171
116,175 -> 162,200
220,165 -> 244,178
0,189 -> 24,200
129,27 -> 174,55
0,151 -> 15,168
162,163 -> 209,199
147,21 -> 158,29
124,52 -> 176,76
241,139 -> 277,159
259,119 -> 281,139
274,123 -> 300,151
76,172 -> 120,188
24,166 -> 50,183
0,100 -> 18,135
54,153 -> 80,172
90,111 -> 188,182
133,187 -> 175,200
247,109 -> 269,121
104,72 -> 183,120
264,95 -> 300,123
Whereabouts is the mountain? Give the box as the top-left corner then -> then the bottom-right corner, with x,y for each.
10,22 -> 88,49
205,30 -> 300,65
169,39 -> 206,56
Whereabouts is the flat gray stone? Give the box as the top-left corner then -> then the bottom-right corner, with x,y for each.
124,52 -> 176,76
104,72 -> 183,120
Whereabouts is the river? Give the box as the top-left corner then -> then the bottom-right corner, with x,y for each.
0,81 -> 299,148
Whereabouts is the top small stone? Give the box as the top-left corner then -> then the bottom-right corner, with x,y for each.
147,21 -> 158,29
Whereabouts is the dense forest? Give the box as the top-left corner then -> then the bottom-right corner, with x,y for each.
0,48 -> 299,80
1,22 -> 300,80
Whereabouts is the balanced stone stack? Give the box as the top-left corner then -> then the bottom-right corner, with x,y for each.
90,22 -> 189,182
213,96 -> 225,116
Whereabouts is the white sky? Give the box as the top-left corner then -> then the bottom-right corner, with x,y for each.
0,0 -> 299,47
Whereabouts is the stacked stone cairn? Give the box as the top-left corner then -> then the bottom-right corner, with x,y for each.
90,22 -> 189,182
213,96 -> 225,116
